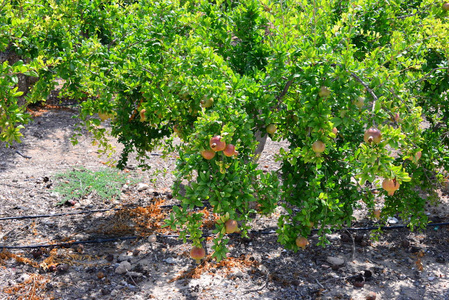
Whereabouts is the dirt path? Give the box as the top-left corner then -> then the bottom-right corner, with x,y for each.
1,109 -> 449,299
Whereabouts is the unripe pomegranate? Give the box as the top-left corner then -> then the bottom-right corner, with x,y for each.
201,149 -> 216,160
225,219 -> 238,234
364,128 -> 382,144
210,135 -> 226,152
443,3 -> 449,11
296,237 -> 309,249
332,127 -> 338,135
173,125 -> 181,135
318,86 -> 331,98
98,112 -> 111,121
266,124 -> 277,134
223,144 -> 237,157
354,96 -> 365,109
382,178 -> 400,196
373,209 -> 381,220
190,246 -> 206,264
200,97 -> 214,108
312,140 -> 325,154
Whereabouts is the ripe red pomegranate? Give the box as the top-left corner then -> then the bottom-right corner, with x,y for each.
223,144 -> 236,157
201,149 -> 216,160
210,135 -> 226,152
225,219 -> 238,234
364,128 -> 382,144
382,178 -> 400,196
190,246 -> 206,263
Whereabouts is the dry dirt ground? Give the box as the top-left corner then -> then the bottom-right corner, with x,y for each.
1,107 -> 449,300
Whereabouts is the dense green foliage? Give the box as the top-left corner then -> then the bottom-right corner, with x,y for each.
1,0 -> 448,260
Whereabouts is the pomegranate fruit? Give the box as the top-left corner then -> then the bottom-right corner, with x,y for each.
318,86 -> 331,98
443,3 -> 449,11
354,96 -> 365,109
223,144 -> 236,157
210,135 -> 226,152
225,219 -> 238,234
364,128 -> 382,144
98,112 -> 111,121
296,236 -> 309,249
139,109 -> 146,122
373,209 -> 381,220
173,125 -> 181,135
201,149 -> 216,160
382,178 -> 400,196
190,246 -> 206,263
332,127 -> 338,135
200,97 -> 214,108
312,140 -> 325,154
266,124 -> 277,134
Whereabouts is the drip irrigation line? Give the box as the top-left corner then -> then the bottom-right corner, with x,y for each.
1,223 -> 447,250
0,208 -> 121,221
0,203 -> 196,222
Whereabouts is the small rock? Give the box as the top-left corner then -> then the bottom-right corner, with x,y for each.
165,257 -> 176,264
326,256 -> 345,267
137,183 -> 149,192
118,253 -> 131,262
105,254 -> 114,262
115,261 -> 132,274
387,217 -> 399,224
428,276 -> 435,281
365,291 -> 376,300
17,273 -> 31,283
148,234 -> 157,243
56,264 -> 69,273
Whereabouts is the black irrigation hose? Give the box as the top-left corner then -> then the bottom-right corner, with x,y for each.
1,223 -> 448,250
0,204 -> 183,221
1,203 -> 449,249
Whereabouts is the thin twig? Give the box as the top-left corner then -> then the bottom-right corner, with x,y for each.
415,67 -> 449,84
276,79 -> 294,102
349,72 -> 379,109
244,272 -> 270,294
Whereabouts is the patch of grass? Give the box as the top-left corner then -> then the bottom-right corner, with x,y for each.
53,167 -> 140,205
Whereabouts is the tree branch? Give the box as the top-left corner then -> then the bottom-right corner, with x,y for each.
415,67 -> 449,84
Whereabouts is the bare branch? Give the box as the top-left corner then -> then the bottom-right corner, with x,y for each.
276,79 -> 294,101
